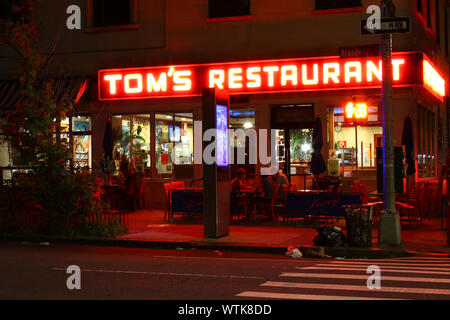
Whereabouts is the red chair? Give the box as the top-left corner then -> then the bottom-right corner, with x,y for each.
352,181 -> 368,204
93,177 -> 105,210
171,181 -> 185,189
163,183 -> 172,221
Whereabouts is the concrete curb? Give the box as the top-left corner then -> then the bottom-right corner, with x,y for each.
0,235 -> 428,259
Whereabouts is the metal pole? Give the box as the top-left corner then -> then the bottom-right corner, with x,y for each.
378,1 -> 402,245
355,125 -> 358,169
361,141 -> 364,168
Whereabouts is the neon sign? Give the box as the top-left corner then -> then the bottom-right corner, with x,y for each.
345,102 -> 368,122
98,52 -> 444,101
423,57 -> 446,102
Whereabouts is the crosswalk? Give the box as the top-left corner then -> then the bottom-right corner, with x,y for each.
236,256 -> 450,300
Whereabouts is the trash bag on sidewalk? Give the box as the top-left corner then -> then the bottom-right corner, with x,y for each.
313,226 -> 346,247
285,247 -> 302,258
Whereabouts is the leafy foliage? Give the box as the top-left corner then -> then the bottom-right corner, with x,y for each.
0,1 -> 126,237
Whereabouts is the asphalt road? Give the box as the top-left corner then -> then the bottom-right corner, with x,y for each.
0,242 -> 450,300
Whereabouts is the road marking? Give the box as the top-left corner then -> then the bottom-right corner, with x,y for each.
151,255 -> 302,263
281,272 -> 450,283
51,267 -> 264,280
298,266 -> 450,275
328,261 -> 450,267
236,291 -> 400,300
311,263 -> 450,271
261,281 -> 450,295
342,258 -> 450,263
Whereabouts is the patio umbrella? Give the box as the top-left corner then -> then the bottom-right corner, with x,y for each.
103,117 -> 114,159
401,113 -> 416,175
100,116 -> 116,175
311,114 -> 327,175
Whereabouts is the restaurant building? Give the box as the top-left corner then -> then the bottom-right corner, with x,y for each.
0,0 -> 449,209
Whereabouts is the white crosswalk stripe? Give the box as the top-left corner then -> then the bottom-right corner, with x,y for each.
236,256 -> 450,300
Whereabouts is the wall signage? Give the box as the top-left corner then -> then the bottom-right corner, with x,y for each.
98,52 -> 444,102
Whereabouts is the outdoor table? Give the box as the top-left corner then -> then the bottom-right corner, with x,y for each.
284,191 -> 362,218
170,188 -> 204,220
297,173 -> 313,191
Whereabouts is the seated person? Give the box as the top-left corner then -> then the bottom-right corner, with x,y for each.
272,169 -> 289,201
231,168 -> 248,192
248,175 -> 274,222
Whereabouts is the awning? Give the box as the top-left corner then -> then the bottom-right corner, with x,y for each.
0,77 -> 89,116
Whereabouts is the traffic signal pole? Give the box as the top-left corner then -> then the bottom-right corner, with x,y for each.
378,0 -> 402,245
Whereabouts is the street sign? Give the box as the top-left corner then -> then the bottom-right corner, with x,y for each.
361,17 -> 410,35
339,44 -> 379,58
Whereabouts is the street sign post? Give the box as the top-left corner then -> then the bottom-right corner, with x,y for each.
361,17 -> 410,35
377,0 -> 402,246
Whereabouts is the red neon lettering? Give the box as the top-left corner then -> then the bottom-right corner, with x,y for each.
367,61 -> 382,82
147,73 -> 167,92
209,70 -> 225,89
281,65 -> 298,86
173,70 -> 192,91
246,67 -> 261,88
323,63 -> 340,84
392,59 -> 405,81
344,61 -> 362,83
302,64 -> 319,85
124,74 -> 143,93
104,74 -> 123,94
263,66 -> 279,87
229,68 -> 243,89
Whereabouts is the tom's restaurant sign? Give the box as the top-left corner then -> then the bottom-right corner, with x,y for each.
98,52 -> 445,102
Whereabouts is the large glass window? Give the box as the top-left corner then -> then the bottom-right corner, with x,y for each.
331,106 -> 382,174
155,113 -> 194,178
230,107 -> 255,174
112,114 -> 151,176
61,115 -> 92,169
418,106 -> 436,178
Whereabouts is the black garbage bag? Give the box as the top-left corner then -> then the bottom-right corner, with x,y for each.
313,226 -> 346,247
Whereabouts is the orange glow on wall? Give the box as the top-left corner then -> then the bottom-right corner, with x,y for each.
98,52 -> 442,101
422,57 -> 446,102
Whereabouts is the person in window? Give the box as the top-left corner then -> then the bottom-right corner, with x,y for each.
231,168 -> 248,192
248,174 -> 274,222
272,168 -> 289,202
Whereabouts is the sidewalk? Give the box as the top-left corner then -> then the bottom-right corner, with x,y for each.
112,209 -> 450,258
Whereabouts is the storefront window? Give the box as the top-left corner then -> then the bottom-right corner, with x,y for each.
112,114 -> 151,176
230,107 -> 255,173
331,106 -> 381,173
156,113 -> 194,178
131,114 -> 151,174
418,105 -> 436,178
61,115 -> 92,168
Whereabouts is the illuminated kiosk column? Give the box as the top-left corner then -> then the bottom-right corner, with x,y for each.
202,88 -> 230,238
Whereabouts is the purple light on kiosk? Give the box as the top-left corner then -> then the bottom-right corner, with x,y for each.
216,104 -> 229,167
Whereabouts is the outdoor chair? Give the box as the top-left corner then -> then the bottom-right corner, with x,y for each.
396,184 -> 423,224
230,191 -> 247,223
163,183 -> 172,222
352,182 -> 368,204
255,186 -> 283,222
